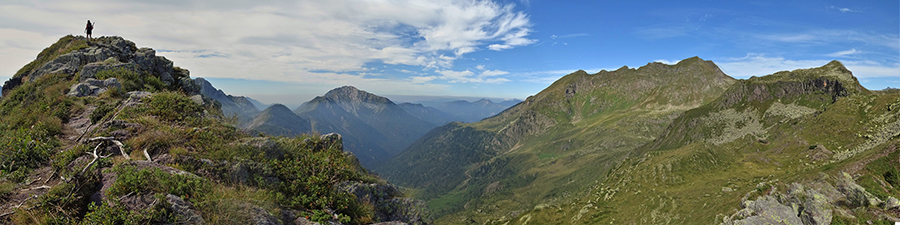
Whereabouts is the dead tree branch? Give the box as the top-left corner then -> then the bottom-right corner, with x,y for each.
63,142 -> 111,183
143,148 -> 152,162
89,136 -> 130,160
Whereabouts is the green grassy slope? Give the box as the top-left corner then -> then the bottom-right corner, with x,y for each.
506,61 -> 900,224
378,57 -> 737,223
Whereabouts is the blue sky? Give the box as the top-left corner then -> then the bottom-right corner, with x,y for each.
0,0 -> 897,105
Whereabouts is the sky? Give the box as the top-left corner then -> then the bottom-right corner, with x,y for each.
0,0 -> 897,105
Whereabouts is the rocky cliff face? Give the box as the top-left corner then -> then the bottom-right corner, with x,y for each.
195,78 -> 259,122
646,61 -> 868,152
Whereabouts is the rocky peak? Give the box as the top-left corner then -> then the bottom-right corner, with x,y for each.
3,35 -> 197,96
194,78 -> 224,99
716,60 -> 866,108
324,86 -> 392,105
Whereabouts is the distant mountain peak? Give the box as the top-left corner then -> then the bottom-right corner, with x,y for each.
265,103 -> 292,112
324,86 -> 392,105
246,103 -> 311,137
473,98 -> 493,105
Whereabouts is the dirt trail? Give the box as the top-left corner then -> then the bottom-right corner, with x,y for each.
0,106 -> 96,220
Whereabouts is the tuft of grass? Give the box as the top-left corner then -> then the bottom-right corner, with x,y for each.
127,129 -> 178,156
106,164 -> 210,199
144,92 -> 203,122
0,181 -> 14,198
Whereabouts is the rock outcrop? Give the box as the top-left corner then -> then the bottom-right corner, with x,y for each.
195,77 -> 260,122
66,78 -> 122,97
4,36 -> 198,97
835,172 -> 883,208
338,182 -> 431,225
723,173 -> 896,225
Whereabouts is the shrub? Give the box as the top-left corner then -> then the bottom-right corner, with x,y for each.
144,92 -> 203,122
268,137 -> 377,224
143,75 -> 166,92
82,196 -> 172,225
106,164 -> 209,200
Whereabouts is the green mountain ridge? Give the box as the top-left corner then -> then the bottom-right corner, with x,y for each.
538,60 -> 900,224
377,56 -> 739,222
380,56 -> 900,224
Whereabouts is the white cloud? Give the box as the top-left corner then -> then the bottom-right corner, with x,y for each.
0,0 -> 536,85
654,59 -> 678,65
514,68 -> 608,84
756,30 -> 899,50
410,76 -> 438,84
481,69 -> 509,77
827,49 -> 861,57
830,6 -> 861,13
436,69 -> 476,83
717,53 -> 899,78
434,67 -> 511,83
843,60 -> 900,78
488,44 -> 513,51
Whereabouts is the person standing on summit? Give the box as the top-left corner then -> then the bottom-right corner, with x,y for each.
85,20 -> 94,40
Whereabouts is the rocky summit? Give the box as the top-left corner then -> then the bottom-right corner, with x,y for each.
4,36 -> 196,96
0,36 -> 429,225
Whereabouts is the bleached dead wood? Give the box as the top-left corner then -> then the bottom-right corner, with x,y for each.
143,148 -> 152,162
62,142 -> 111,183
89,136 -> 130,160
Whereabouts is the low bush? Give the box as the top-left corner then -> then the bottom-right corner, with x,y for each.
82,195 -> 172,225
106,164 -> 210,200
144,92 -> 203,122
